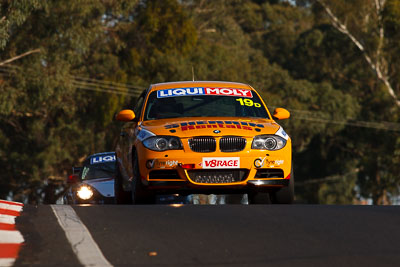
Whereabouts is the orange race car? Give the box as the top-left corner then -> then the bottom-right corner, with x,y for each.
114,81 -> 293,204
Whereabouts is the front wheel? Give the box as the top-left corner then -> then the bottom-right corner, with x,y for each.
114,163 -> 132,204
132,154 -> 155,204
270,169 -> 294,204
248,168 -> 294,204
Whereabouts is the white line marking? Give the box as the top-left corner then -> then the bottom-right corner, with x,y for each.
0,203 -> 23,212
51,205 -> 113,267
0,214 -> 16,224
0,230 -> 24,243
0,258 -> 16,267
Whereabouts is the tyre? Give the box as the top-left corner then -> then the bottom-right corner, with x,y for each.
270,168 -> 294,204
114,163 -> 132,204
132,153 -> 155,204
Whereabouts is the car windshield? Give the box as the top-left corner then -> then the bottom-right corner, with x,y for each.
143,87 -> 270,120
80,156 -> 116,180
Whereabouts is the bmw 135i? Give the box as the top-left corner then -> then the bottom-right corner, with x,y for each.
114,81 -> 293,204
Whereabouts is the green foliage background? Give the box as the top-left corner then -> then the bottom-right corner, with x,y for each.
0,0 -> 399,204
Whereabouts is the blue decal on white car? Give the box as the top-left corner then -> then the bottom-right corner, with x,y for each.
91,155 -> 116,164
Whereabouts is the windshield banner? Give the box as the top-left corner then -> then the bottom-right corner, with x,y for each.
157,87 -> 253,98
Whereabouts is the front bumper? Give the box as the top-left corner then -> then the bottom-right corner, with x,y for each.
136,140 -> 292,193
147,179 -> 289,194
66,183 -> 115,204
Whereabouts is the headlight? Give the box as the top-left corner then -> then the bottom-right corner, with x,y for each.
77,185 -> 93,200
252,135 -> 286,150
143,136 -> 183,151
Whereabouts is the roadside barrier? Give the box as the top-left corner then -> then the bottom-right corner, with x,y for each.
0,200 -> 24,267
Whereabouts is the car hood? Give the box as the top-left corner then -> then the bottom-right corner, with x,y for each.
140,117 -> 281,138
83,178 -> 114,198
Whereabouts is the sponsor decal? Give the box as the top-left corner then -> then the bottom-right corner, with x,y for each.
165,120 -> 265,131
254,157 -> 284,168
236,98 -> 261,108
90,155 -> 116,164
157,87 -> 253,98
155,160 -> 178,168
202,157 -> 240,169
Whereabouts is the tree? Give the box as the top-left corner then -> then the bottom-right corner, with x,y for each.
0,0 -> 137,203
0,1 -> 42,66
314,0 -> 400,107
294,0 -> 400,204
118,0 -> 197,84
0,0 -> 42,49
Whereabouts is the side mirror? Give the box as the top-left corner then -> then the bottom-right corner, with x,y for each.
116,109 -> 136,122
67,174 -> 79,184
273,108 -> 290,120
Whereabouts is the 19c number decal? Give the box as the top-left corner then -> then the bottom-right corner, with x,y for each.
236,98 -> 261,108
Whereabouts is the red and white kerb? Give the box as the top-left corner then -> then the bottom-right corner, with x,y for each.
0,200 -> 24,267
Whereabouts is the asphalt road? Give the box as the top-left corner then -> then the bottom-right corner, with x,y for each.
14,204 -> 400,266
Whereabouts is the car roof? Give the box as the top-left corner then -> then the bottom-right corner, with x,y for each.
149,81 -> 253,91
89,152 -> 115,158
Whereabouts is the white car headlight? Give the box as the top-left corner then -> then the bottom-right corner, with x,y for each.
143,136 -> 183,151
77,185 -> 94,200
252,135 -> 286,150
